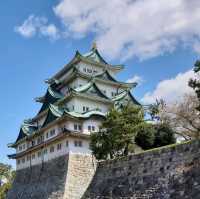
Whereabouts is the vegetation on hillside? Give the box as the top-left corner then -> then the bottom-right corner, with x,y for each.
0,163 -> 15,199
90,104 -> 176,160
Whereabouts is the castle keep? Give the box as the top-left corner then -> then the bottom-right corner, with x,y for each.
8,43 -> 139,170
8,44 -> 200,199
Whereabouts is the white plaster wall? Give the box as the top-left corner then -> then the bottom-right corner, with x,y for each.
44,125 -> 60,142
66,98 -> 76,112
96,83 -> 119,98
77,62 -> 103,75
69,78 -> 88,89
82,119 -> 102,134
16,138 -> 91,170
67,97 -> 109,113
76,61 -> 118,76
16,141 -> 27,153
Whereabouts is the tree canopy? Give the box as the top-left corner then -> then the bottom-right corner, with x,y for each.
0,163 -> 15,199
90,105 -> 145,160
189,60 -> 200,113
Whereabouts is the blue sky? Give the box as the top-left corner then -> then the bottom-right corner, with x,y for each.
0,0 -> 199,167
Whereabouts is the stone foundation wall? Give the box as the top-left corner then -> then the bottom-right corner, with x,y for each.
7,154 -> 96,199
7,141 -> 200,199
83,140 -> 200,199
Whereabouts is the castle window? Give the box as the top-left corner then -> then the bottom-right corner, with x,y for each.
32,140 -> 35,146
74,140 -> 78,147
83,106 -> 89,112
60,125 -> 66,132
88,126 -> 91,131
50,146 -> 54,153
111,92 -> 116,97
92,126 -> 95,131
38,151 -> 42,157
50,129 -> 55,137
78,141 -> 82,147
74,124 -> 82,131
87,68 -> 92,73
57,143 -> 62,151
74,140 -> 82,147
23,144 -> 26,150
19,145 -> 22,151
37,137 -> 42,144
43,149 -> 47,155
17,159 -> 20,165
27,155 -> 30,161
32,154 -> 35,159
66,140 -> 69,147
74,124 -> 78,131
22,158 -> 25,163
46,132 -> 49,139
83,68 -> 86,72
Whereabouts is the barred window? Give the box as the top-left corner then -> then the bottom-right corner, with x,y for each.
43,149 -> 48,155
50,129 -> 55,136
74,124 -> 78,130
57,143 -> 62,150
27,155 -> 30,161
38,151 -> 41,157
74,140 -> 82,147
50,146 -> 54,153
32,154 -> 35,159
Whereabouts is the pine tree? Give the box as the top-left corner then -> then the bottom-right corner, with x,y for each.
90,105 -> 145,160
189,60 -> 200,112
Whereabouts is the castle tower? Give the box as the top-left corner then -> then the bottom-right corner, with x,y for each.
8,45 -> 140,170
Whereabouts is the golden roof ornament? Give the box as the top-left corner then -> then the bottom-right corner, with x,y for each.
92,41 -> 97,50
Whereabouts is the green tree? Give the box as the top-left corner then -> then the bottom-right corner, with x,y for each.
90,105 -> 145,160
135,123 -> 156,150
153,123 -> 176,147
189,60 -> 200,112
0,163 -> 15,199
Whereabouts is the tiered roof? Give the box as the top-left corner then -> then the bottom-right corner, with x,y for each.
9,44 -> 140,148
36,85 -> 64,114
53,67 -> 136,89
50,46 -> 124,81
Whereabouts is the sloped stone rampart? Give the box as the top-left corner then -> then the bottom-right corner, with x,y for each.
83,140 -> 200,199
7,154 -> 96,199
7,141 -> 200,199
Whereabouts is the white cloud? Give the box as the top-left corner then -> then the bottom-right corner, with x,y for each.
52,0 -> 200,60
126,75 -> 144,85
141,70 -> 195,104
40,24 -> 60,40
15,15 -> 59,40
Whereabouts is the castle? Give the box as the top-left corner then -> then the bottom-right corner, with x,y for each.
7,44 -> 200,199
8,43 -> 139,170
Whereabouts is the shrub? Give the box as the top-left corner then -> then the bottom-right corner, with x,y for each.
153,123 -> 176,147
135,123 -> 156,150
